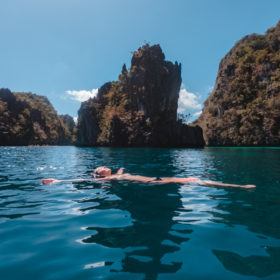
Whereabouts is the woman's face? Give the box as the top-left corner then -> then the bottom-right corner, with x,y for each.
95,166 -> 112,177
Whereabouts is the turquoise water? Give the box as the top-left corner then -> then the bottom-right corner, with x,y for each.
0,147 -> 280,280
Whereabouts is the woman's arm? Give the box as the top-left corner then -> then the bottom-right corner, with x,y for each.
41,178 -> 97,185
199,180 -> 256,189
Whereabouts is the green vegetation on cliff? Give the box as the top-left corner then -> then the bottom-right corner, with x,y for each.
0,89 -> 75,145
197,21 -> 280,145
77,44 -> 204,147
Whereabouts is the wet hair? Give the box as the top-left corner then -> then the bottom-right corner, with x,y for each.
92,166 -> 111,178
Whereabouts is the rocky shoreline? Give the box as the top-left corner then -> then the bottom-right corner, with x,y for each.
77,44 -> 204,147
197,21 -> 280,146
0,89 -> 75,146
1,21 -> 280,147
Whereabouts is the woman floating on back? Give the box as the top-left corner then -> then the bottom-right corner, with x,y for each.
42,166 -> 256,189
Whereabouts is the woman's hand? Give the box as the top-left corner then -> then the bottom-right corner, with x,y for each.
242,184 -> 256,189
41,178 -> 60,185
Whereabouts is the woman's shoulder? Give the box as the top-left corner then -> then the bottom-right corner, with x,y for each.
110,173 -> 130,179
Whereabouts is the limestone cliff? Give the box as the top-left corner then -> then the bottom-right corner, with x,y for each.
60,114 -> 77,144
0,88 -> 75,145
77,44 -> 205,147
197,22 -> 280,145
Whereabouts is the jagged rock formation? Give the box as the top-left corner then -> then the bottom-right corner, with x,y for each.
197,21 -> 280,145
0,88 -> 75,145
77,44 -> 204,147
60,114 -> 77,144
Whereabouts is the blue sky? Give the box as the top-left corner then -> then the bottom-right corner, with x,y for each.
0,0 -> 279,119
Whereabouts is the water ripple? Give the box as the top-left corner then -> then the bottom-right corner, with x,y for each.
0,147 -> 280,279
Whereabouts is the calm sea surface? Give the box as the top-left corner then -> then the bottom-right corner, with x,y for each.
0,147 -> 280,280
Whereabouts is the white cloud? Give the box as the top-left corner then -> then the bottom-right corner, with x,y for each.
65,87 -> 202,121
178,87 -> 202,114
66,89 -> 98,102
207,85 -> 214,92
193,110 -> 202,117
73,116 -> 78,124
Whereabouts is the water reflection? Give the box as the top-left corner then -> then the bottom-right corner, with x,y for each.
80,182 -> 192,279
213,247 -> 280,278
72,148 -> 280,279
1,147 -> 280,279
204,148 -> 280,278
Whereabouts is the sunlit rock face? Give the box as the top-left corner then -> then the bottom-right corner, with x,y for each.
197,21 -> 280,146
0,88 -> 75,145
77,44 -> 204,147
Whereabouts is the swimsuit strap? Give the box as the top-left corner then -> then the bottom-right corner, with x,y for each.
149,177 -> 162,182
